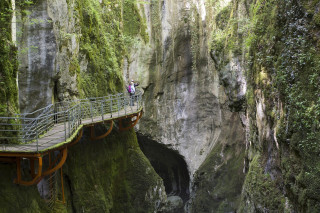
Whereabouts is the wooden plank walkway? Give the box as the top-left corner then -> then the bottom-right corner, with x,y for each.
0,105 -> 142,153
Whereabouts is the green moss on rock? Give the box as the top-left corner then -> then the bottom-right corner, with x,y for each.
238,0 -> 320,211
62,127 -> 165,212
75,0 -> 125,97
0,0 -> 19,144
239,154 -> 285,212
123,0 -> 149,43
0,0 -> 18,115
68,0 -> 149,98
69,55 -> 80,76
208,0 -> 320,211
191,143 -> 245,212
0,164 -> 49,213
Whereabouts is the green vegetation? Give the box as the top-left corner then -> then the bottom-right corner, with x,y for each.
190,5 -> 201,71
244,0 -> 320,211
191,143 -> 245,212
239,154 -> 285,212
209,0 -> 320,211
209,0 -> 244,67
75,0 -> 124,97
62,128 -> 164,212
72,0 -> 148,98
0,0 -> 20,144
123,0 -> 148,43
244,0 -> 320,153
0,164 -> 49,213
0,0 -> 18,116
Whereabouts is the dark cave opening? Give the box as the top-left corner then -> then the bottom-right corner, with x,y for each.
137,133 -> 190,202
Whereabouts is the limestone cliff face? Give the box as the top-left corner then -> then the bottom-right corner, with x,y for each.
128,0 -> 247,211
4,0 -> 320,212
17,0 -> 77,113
131,0 -> 246,176
17,0 -> 127,112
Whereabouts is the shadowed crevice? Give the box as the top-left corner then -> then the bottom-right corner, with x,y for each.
137,133 -> 190,202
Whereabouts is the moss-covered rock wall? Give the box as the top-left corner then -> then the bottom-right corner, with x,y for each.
243,0 -> 320,211
0,163 -> 50,213
132,0 -> 320,211
0,0 -> 167,212
0,127 -> 166,213
0,0 -> 19,144
2,0 -> 320,212
0,0 -> 19,116
206,0 -> 320,211
17,0 -> 148,108
61,127 -> 166,213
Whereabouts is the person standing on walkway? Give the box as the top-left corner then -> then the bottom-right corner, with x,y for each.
127,80 -> 139,106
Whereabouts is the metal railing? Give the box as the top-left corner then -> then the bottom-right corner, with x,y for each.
0,90 -> 143,152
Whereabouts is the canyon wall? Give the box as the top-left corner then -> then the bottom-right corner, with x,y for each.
16,0 -> 133,113
0,128 -> 166,213
0,0 -> 19,116
130,0 -> 246,211
1,0 -> 320,212
131,0 -> 320,212
237,0 -> 320,212
0,0 -> 167,212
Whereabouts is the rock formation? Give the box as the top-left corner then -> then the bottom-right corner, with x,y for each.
1,0 -> 320,212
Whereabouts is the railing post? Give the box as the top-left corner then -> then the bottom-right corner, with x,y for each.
124,96 -> 126,115
136,94 -> 138,111
68,111 -> 71,137
79,103 -> 81,125
64,111 -> 67,141
90,101 -> 93,122
110,99 -> 113,118
117,96 -> 120,117
54,104 -> 56,124
23,114 -> 26,143
137,94 -> 139,111
101,99 -> 104,121
36,118 -> 39,152
75,107 -> 77,130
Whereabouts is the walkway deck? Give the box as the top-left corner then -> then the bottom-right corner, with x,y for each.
0,92 -> 143,154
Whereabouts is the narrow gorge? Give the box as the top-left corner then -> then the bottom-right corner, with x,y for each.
0,0 -> 320,212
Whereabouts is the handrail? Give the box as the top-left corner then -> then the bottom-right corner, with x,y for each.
0,90 -> 143,152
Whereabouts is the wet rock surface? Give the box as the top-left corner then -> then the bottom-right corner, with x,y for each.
17,0 -> 56,113
137,133 -> 190,202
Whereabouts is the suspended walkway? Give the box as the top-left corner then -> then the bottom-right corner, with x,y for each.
0,91 -> 143,191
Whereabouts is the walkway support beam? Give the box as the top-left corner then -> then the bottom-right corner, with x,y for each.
42,148 -> 67,177
119,111 -> 143,132
15,156 -> 43,186
90,120 -> 114,141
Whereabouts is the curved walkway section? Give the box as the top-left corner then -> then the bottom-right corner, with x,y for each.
0,91 -> 143,154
